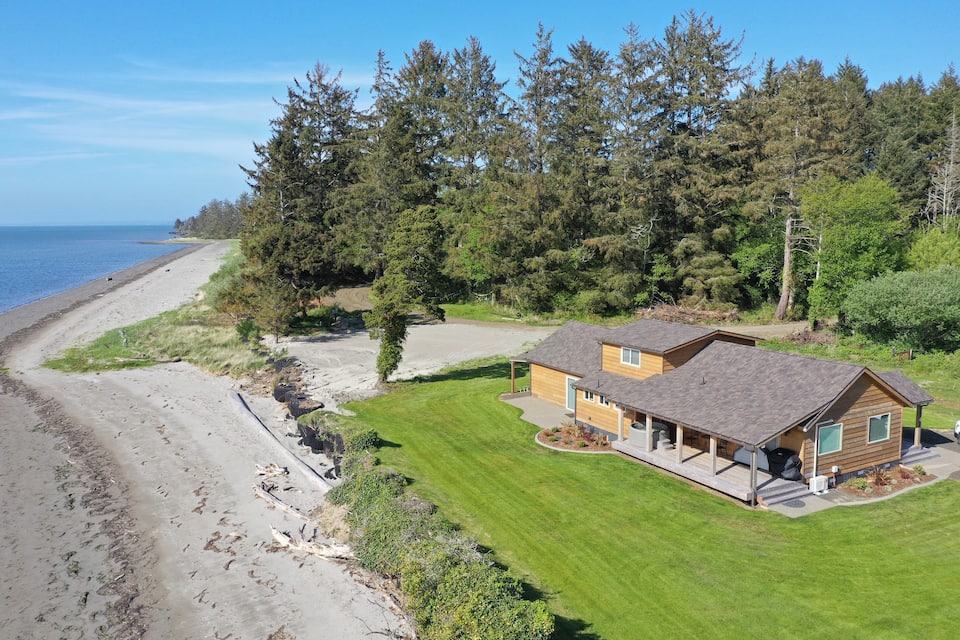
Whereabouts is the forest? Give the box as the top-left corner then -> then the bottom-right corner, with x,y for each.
202,10 -> 959,373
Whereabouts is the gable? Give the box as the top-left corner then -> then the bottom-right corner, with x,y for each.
518,321 -> 609,377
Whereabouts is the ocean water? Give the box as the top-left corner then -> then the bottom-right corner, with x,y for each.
0,225 -> 185,313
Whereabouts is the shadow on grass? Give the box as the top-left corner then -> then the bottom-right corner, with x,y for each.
552,616 -> 600,640
412,360 -> 516,385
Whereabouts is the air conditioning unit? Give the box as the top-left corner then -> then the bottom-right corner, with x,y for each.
809,475 -> 829,494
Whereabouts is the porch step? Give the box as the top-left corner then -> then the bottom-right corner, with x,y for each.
757,480 -> 810,506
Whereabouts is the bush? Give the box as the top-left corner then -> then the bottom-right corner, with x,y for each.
840,266 -> 960,351
235,318 -> 262,342
329,445 -> 556,639
403,554 -> 554,640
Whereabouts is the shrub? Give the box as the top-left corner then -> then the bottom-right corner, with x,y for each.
913,464 -> 927,477
329,442 -> 556,639
841,266 -> 960,351
870,466 -> 891,488
235,318 -> 262,343
846,477 -> 870,491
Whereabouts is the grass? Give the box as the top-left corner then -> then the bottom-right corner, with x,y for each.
441,300 -> 563,325
44,243 -> 268,376
345,359 -> 960,639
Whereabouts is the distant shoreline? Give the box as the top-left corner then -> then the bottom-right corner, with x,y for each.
0,242 -> 205,344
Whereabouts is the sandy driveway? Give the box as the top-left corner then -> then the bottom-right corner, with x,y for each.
0,242 -> 554,639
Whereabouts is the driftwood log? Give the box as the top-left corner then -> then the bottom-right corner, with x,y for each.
270,526 -> 353,560
229,391 -> 332,495
253,483 -> 309,521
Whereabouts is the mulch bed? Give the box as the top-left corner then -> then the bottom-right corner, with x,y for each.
536,427 -> 612,452
836,464 -> 936,499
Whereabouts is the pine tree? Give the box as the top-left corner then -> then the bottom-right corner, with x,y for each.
647,10 -> 751,302
365,206 -> 446,382
241,64 -> 360,320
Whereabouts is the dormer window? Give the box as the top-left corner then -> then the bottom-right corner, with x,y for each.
621,347 -> 640,367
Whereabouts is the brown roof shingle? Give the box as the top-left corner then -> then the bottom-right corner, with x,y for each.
578,341 -> 871,446
605,318 -> 717,354
876,369 -> 934,406
518,321 -> 609,377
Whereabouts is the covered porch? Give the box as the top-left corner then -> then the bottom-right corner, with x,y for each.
611,437 -> 799,503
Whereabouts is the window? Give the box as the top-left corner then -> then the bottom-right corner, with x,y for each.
583,390 -> 595,402
621,347 -> 640,367
868,413 -> 891,443
818,423 -> 843,455
599,395 -> 609,407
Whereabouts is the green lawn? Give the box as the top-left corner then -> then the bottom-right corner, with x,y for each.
346,360 -> 960,639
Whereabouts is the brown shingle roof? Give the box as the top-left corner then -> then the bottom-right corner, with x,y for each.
605,318 -> 717,354
578,341 -> 871,446
876,369 -> 934,406
517,321 -> 610,377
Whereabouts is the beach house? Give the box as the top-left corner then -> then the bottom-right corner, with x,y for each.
514,319 -> 933,503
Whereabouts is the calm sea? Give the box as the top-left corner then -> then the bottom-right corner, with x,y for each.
0,225 -> 185,313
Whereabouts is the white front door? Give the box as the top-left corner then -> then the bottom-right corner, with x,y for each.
566,376 -> 577,411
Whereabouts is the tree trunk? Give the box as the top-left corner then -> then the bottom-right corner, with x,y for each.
775,216 -> 794,320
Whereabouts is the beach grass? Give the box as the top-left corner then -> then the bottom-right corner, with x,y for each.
44,244 -> 267,376
345,358 -> 960,640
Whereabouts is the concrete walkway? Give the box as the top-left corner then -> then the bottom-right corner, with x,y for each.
502,393 -> 573,429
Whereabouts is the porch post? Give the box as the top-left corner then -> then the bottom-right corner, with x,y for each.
676,426 -> 684,464
913,405 -> 924,449
510,360 -> 516,394
645,414 -> 653,452
750,448 -> 758,507
617,406 -> 624,441
710,436 -> 717,476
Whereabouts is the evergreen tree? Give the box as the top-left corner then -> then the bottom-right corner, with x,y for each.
441,37 -> 510,297
608,23 -> 662,306
508,23 -> 566,311
365,206 -> 446,382
870,76 -> 932,217
242,64 -> 360,320
647,10 -> 751,302
329,51 -> 400,278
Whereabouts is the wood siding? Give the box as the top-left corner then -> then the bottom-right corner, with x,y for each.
800,375 -> 904,478
576,391 -> 620,435
530,363 -> 575,408
601,343 -> 663,379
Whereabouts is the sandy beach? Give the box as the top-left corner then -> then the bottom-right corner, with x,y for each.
0,242 -> 553,639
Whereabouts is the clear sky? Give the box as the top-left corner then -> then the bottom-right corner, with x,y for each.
1,1 -> 956,226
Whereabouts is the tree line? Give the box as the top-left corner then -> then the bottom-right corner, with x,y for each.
225,10 -> 959,376
174,194 -> 248,239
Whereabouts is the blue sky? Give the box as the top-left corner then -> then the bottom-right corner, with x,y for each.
1,1 -> 956,227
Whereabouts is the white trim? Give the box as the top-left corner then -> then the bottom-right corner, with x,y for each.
583,390 -> 595,402
867,412 -> 891,444
818,422 -> 843,455
621,347 -> 641,367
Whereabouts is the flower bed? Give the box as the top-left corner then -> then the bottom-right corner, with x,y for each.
537,421 -> 612,452
838,464 -> 935,499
